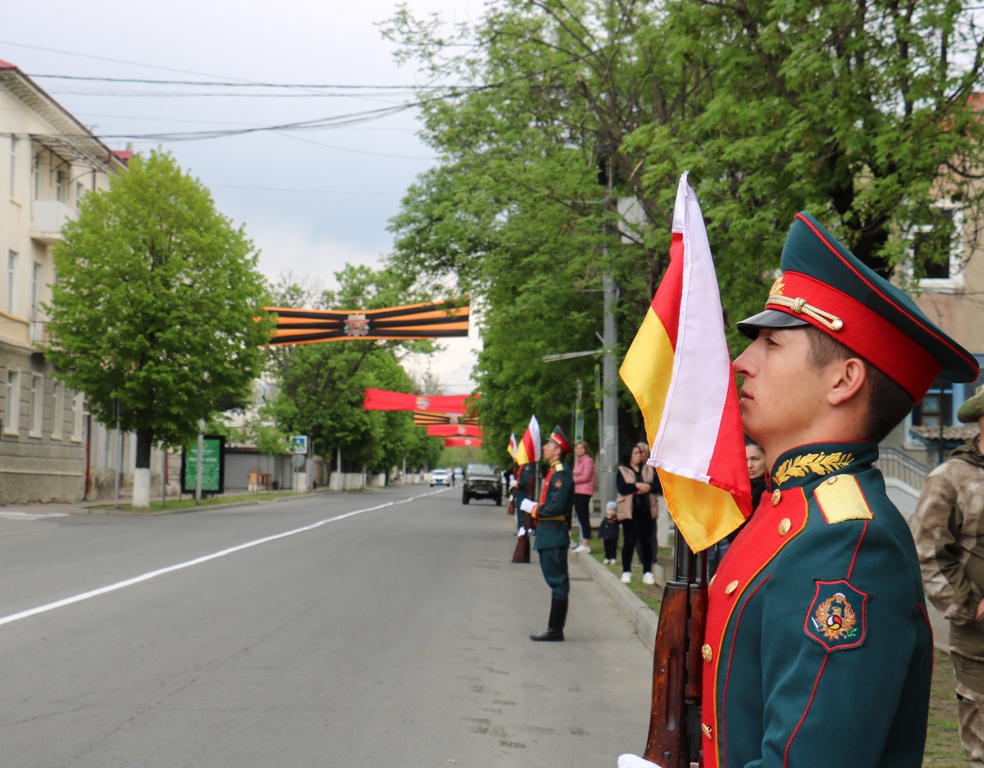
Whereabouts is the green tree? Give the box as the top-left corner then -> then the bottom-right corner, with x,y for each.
383,0 -> 984,457
45,149 -> 273,502
266,266 -> 444,476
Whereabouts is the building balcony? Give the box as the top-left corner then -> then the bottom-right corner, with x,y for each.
31,200 -> 76,243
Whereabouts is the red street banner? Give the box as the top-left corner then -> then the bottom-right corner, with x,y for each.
363,389 -> 479,414
444,437 -> 482,447
426,424 -> 483,438
265,299 -> 469,346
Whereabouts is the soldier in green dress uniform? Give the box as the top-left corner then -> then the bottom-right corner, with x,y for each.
523,425 -> 575,642
694,213 -> 978,768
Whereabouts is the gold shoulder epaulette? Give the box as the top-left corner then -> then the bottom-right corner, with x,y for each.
813,474 -> 873,524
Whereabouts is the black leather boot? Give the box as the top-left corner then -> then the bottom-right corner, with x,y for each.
530,598 -> 568,641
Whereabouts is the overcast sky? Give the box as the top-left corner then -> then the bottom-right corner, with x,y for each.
3,0 -> 481,392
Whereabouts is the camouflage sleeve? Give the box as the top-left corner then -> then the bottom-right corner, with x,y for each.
911,465 -> 982,625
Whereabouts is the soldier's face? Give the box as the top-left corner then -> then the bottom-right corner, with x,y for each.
733,328 -> 830,456
542,441 -> 560,462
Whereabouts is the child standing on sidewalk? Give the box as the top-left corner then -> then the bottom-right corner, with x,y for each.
599,501 -> 619,564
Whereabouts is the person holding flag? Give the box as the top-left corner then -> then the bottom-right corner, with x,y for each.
511,417 -> 541,563
619,174 -> 979,767
521,425 -> 575,642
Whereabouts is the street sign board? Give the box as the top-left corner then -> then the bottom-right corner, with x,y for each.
290,435 -> 308,454
291,454 -> 306,469
181,435 -> 226,494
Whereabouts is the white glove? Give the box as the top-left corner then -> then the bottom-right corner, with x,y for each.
509,477 -> 518,489
517,527 -> 527,537
519,498 -> 536,514
618,756 -> 659,768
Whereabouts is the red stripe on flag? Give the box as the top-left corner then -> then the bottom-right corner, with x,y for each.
652,232 -> 685,352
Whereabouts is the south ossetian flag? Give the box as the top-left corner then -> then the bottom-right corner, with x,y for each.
513,416 -> 541,466
619,173 -> 751,552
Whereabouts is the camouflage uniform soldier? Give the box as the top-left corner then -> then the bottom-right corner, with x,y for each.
912,384 -> 984,767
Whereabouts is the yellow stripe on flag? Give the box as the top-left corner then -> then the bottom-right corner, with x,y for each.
658,472 -> 747,553
619,306 -> 674,448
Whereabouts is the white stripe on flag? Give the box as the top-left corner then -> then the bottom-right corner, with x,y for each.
651,173 -> 734,482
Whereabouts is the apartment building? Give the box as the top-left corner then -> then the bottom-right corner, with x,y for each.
0,58 -> 128,503
883,187 -> 984,471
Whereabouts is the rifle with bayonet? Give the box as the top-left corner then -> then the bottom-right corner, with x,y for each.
644,535 -> 707,768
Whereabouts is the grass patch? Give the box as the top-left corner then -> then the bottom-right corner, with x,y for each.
924,648 -> 965,767
88,490 -> 309,513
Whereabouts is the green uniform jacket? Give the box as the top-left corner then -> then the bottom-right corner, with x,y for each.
701,441 -> 931,768
514,463 -> 535,510
533,460 -> 573,552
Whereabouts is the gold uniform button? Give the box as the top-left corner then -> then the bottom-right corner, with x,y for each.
826,476 -> 838,484
702,723 -> 712,738
702,644 -> 713,663
778,518 -> 791,536
725,580 -> 739,595
771,488 -> 782,506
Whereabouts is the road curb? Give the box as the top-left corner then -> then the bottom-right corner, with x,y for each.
573,551 -> 658,652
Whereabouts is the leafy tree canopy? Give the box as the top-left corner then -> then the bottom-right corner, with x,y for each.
382,0 -> 984,462
265,265 -> 443,474
45,149 -> 273,467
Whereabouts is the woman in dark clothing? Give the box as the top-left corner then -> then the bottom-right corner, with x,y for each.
615,443 -> 659,585
707,437 -> 767,577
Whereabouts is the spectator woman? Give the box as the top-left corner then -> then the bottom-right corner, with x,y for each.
571,440 -> 595,554
616,442 -> 659,585
707,436 -> 768,577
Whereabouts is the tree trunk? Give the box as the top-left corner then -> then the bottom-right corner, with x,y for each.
133,427 -> 154,509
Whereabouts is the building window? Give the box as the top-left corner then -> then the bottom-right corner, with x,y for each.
9,137 -> 17,198
908,202 -> 965,291
5,369 -> 20,434
30,262 -> 42,344
55,169 -> 66,202
52,381 -> 63,439
29,375 -> 42,436
7,250 -> 16,315
71,392 -> 84,442
912,383 -> 953,428
76,181 -> 84,211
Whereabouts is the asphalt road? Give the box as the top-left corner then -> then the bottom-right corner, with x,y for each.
0,487 -> 653,767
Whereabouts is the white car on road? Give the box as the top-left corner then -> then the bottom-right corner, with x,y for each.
429,468 -> 451,487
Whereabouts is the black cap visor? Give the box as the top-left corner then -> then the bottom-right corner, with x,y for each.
736,309 -> 811,340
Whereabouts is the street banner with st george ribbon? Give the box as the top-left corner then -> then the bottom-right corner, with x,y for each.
265,299 -> 469,346
619,172 -> 751,553
513,416 -> 541,466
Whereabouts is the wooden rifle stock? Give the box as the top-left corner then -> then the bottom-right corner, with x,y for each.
644,540 -> 707,768
511,511 -> 532,563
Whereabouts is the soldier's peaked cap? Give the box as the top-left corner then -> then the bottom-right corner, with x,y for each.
547,425 -> 571,454
737,212 -> 979,402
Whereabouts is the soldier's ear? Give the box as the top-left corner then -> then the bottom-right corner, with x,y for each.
826,357 -> 867,407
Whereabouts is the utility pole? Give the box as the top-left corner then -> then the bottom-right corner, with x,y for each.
599,152 -> 619,510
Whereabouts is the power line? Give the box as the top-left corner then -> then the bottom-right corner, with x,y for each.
29,73 -> 465,91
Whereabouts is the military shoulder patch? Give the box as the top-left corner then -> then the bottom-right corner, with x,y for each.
813,474 -> 873,524
553,477 -> 564,489
804,580 -> 868,652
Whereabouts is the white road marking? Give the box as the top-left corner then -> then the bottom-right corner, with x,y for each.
0,490 -> 445,628
0,511 -> 70,520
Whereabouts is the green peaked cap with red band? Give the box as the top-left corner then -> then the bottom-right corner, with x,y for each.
547,425 -> 571,454
737,212 -> 979,401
